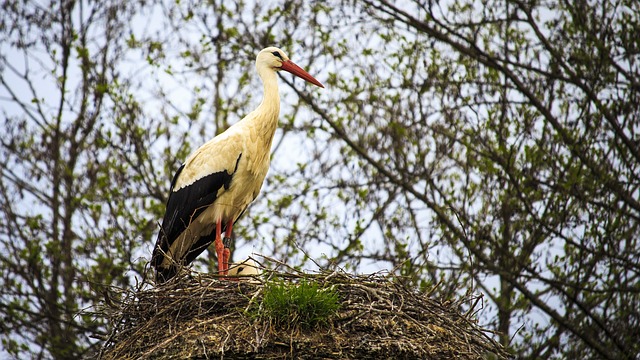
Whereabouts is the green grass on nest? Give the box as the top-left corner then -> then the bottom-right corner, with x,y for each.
253,279 -> 340,331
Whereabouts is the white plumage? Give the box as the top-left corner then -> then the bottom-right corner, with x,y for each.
152,47 -> 323,282
228,258 -> 262,277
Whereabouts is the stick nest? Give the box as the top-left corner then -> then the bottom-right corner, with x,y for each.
97,267 -> 510,359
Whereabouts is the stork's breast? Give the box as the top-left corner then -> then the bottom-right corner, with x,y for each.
207,159 -> 269,222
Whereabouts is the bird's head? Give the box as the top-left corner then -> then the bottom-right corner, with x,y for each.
228,258 -> 262,277
256,46 -> 324,88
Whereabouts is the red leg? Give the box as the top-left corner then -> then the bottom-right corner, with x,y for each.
222,220 -> 234,275
214,218 -> 225,274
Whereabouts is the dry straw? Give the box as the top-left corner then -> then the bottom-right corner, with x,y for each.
97,263 -> 510,359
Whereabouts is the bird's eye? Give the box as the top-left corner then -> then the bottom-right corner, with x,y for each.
272,51 -> 283,60
237,266 -> 245,273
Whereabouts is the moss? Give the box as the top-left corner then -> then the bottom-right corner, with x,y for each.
254,279 -> 340,331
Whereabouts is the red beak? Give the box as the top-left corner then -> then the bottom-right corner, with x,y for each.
280,60 -> 324,88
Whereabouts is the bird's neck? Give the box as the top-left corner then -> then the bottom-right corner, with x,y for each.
252,69 -> 281,145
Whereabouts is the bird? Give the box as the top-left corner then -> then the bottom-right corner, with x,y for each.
151,47 -> 323,283
227,258 -> 262,277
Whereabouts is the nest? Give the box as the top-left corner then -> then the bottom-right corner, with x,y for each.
97,265 -> 510,359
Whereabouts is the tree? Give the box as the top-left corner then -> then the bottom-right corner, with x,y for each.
2,0 -> 638,359
271,0 -> 640,358
0,1 -> 158,357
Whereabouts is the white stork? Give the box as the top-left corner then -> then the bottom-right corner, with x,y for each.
227,258 -> 262,277
151,47 -> 323,283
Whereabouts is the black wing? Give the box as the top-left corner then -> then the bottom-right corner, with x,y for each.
151,159 -> 237,282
